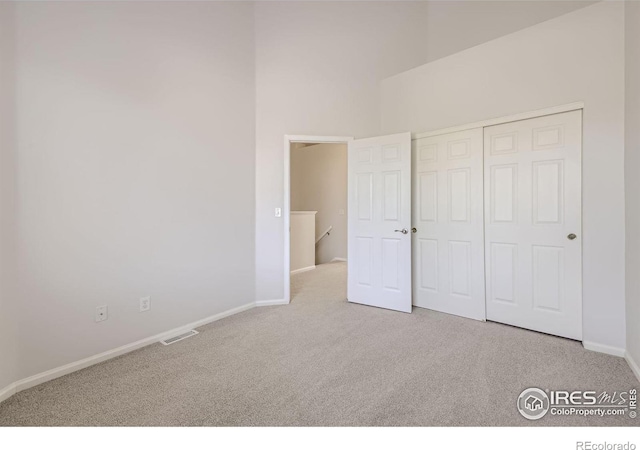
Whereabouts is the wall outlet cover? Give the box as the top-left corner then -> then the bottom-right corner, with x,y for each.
140,296 -> 151,312
95,305 -> 108,322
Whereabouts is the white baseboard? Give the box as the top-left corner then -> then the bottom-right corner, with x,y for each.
331,257 -> 347,262
255,299 -> 288,307
583,341 -> 626,357
0,382 -> 16,404
625,351 -> 640,383
0,301 -> 257,404
290,265 -> 315,275
177,302 -> 256,332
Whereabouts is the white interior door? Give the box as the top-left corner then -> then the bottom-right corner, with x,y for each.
348,132 -> 412,313
412,128 -> 486,320
484,110 -> 582,340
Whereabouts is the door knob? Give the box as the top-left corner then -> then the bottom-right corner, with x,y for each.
567,233 -> 577,240
394,228 -> 408,234
412,227 -> 417,233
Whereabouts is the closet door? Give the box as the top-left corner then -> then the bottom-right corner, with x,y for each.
412,128 -> 485,320
484,110 -> 582,340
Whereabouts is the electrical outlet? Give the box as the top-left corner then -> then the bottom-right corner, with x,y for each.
95,305 -> 108,322
139,296 -> 151,312
338,209 -> 345,216
275,207 -> 282,218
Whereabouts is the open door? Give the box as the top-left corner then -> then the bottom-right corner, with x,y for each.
347,132 -> 412,313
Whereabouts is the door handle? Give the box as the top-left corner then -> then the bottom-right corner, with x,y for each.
411,227 -> 417,234
567,233 -> 577,240
394,228 -> 408,234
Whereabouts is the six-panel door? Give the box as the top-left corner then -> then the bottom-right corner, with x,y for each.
484,110 -> 582,340
347,132 -> 412,313
412,128 -> 486,321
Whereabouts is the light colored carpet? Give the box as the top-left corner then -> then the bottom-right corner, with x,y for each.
0,261 -> 638,426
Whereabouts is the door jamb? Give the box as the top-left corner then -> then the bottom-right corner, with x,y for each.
284,135 -> 353,304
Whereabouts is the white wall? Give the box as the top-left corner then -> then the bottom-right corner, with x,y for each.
12,2 -> 256,380
381,2 -> 626,350
254,0 -> 594,302
291,143 -> 347,264
290,212 -> 316,272
0,1 -> 18,393
625,0 -> 640,372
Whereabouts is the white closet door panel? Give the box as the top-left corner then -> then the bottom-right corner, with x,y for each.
412,128 -> 485,321
484,110 -> 582,340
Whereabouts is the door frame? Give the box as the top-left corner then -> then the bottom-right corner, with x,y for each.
284,135 -> 353,304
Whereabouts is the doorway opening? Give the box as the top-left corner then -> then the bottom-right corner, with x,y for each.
284,136 -> 352,304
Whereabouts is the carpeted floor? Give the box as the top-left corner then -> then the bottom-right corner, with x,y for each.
0,261 -> 638,426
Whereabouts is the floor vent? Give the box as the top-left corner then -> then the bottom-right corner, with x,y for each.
160,330 -> 199,346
